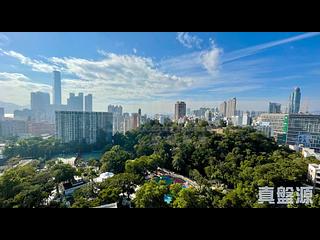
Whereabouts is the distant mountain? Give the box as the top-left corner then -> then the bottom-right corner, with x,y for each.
0,101 -> 29,114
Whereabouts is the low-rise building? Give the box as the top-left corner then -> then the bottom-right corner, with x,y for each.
308,164 -> 320,190
93,172 -> 114,183
302,148 -> 320,160
63,180 -> 87,196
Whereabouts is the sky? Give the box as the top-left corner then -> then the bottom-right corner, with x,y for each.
1,32 -> 320,115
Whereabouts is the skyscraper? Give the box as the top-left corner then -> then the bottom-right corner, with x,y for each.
85,94 -> 93,112
174,101 -> 186,121
269,102 -> 281,114
219,101 -> 227,117
53,70 -> 61,106
226,98 -> 236,118
288,87 -> 301,114
55,111 -> 113,144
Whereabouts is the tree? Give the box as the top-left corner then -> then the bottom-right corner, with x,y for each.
100,173 -> 142,204
100,145 -> 131,174
71,183 -> 100,208
125,154 -> 164,176
50,163 -> 76,195
0,163 -> 55,208
172,188 -> 206,208
309,194 -> 320,208
133,181 -> 169,208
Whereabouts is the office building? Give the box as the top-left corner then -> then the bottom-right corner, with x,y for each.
55,111 -> 113,144
288,87 -> 301,114
174,101 -> 186,121
219,101 -> 227,117
67,93 -> 84,111
85,94 -> 93,112
269,102 -> 281,114
286,114 -> 320,151
53,70 -> 62,106
258,113 -> 287,142
0,108 -> 4,121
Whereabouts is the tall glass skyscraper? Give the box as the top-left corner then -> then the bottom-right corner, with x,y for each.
289,87 -> 301,114
53,71 -> 62,106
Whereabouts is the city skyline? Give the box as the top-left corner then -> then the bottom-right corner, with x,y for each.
1,32 -> 320,114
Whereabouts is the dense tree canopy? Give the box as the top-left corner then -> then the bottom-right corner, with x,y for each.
100,145 -> 131,174
1,120 -> 319,208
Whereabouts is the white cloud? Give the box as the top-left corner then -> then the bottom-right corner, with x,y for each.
0,72 -> 51,105
49,53 -> 194,110
200,40 -> 223,73
133,48 -> 137,54
176,32 -> 203,49
0,33 -> 9,46
0,48 -> 56,73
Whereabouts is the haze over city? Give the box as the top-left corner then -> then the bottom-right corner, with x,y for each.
1,32 -> 320,115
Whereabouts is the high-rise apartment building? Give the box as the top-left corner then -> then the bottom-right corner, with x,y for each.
0,108 -> 4,121
55,111 -> 113,144
123,114 -> 131,134
85,94 -> 93,112
30,91 -> 52,123
269,102 -> 281,114
53,70 -> 61,106
108,105 -> 123,116
67,93 -> 84,111
242,112 -> 251,126
131,113 -> 139,129
108,105 -> 124,134
174,101 -> 186,121
204,110 -> 212,122
0,120 -> 28,138
219,101 -> 227,117
288,87 -> 301,114
31,92 -> 50,111
226,98 -> 237,118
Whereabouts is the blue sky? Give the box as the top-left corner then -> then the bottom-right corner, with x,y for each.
0,32 -> 320,114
